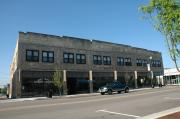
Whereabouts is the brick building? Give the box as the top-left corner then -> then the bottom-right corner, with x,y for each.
10,32 -> 163,98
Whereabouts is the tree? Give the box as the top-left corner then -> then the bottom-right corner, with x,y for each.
139,0 -> 180,71
52,69 -> 63,96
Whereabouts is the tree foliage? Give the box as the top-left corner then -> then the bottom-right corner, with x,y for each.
0,87 -> 7,95
52,69 -> 63,96
139,0 -> 180,71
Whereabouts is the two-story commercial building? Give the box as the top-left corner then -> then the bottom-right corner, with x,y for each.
10,32 -> 164,98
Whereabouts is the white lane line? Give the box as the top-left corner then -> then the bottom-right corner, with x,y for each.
0,87 -> 179,112
164,97 -> 180,100
96,109 -> 140,118
137,106 -> 180,119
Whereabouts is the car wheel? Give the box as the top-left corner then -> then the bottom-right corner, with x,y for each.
125,88 -> 129,93
101,92 -> 105,95
118,91 -> 121,94
107,90 -> 112,95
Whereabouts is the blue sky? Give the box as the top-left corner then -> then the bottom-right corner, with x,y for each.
0,0 -> 175,85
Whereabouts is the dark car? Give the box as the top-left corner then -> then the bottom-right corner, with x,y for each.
99,81 -> 129,95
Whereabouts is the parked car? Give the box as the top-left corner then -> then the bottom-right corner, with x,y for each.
98,81 -> 129,95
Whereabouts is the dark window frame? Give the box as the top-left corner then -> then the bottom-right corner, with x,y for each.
103,56 -> 111,65
136,59 -> 143,66
63,53 -> 74,64
93,55 -> 102,65
76,54 -> 86,64
117,57 -> 124,66
42,51 -> 54,63
26,50 -> 39,62
142,59 -> 147,67
124,58 -> 132,66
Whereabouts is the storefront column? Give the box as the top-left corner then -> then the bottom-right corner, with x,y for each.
89,70 -> 93,93
114,70 -> 117,81
18,69 -> 21,98
134,71 -> 138,88
63,70 -> 67,95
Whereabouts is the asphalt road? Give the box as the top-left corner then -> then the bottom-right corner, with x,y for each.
1,86 -> 180,119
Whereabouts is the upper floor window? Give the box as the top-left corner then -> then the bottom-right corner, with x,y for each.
63,53 -> 74,64
142,59 -> 147,67
93,55 -> 102,65
151,60 -> 161,67
136,59 -> 142,66
124,58 -> 132,66
103,56 -> 111,65
157,60 -> 161,67
117,57 -> 124,66
42,51 -> 54,63
151,60 -> 156,67
26,50 -> 39,62
76,54 -> 86,64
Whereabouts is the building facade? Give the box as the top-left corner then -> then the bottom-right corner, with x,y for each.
10,32 -> 164,98
164,68 -> 180,85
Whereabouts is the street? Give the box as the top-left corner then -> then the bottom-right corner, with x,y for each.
1,86 -> 180,119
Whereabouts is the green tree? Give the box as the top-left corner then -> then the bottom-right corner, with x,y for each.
0,87 -> 7,95
139,0 -> 180,71
52,69 -> 63,96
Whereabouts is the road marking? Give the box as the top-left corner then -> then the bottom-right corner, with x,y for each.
164,97 -> 180,100
137,106 -> 180,119
96,109 -> 140,118
0,87 -> 179,112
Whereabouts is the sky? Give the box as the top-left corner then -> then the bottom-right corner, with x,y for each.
0,0 -> 176,85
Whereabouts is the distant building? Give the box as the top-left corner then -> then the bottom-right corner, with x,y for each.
164,68 -> 180,85
10,32 -> 164,98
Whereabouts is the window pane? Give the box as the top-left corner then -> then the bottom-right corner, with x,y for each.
107,57 -> 110,61
43,52 -> 48,57
77,54 -> 80,59
98,56 -> 101,60
49,52 -> 53,57
33,56 -> 39,61
27,51 -> 32,56
64,54 -> 68,58
69,54 -> 73,59
49,57 -> 54,63
93,56 -> 97,60
33,51 -> 38,56
43,57 -> 48,62
81,55 -> 85,59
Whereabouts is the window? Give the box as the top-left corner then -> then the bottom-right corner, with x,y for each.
26,50 -> 39,62
157,60 -> 161,67
142,59 -> 147,67
117,57 -> 124,66
42,51 -> 54,63
151,60 -> 156,67
124,58 -> 132,66
93,55 -> 102,65
76,54 -> 86,64
63,53 -> 74,63
136,59 -> 142,66
151,60 -> 161,67
103,56 -> 111,65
